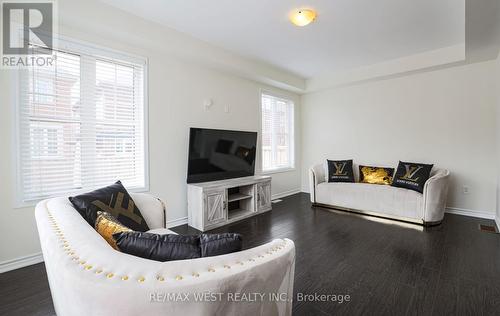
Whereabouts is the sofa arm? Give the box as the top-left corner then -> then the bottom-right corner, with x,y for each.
309,164 -> 325,203
129,193 -> 166,229
422,169 -> 450,224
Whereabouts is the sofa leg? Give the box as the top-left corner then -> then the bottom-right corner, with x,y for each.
423,220 -> 442,227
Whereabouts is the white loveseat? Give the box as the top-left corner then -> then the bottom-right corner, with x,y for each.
309,163 -> 450,225
35,193 -> 295,316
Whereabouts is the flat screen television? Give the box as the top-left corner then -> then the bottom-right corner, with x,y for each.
187,128 -> 258,183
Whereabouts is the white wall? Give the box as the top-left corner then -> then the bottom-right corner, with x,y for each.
0,0 -> 301,265
496,54 -> 500,228
301,61 -> 497,215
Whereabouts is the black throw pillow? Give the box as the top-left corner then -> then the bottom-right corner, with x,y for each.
326,159 -> 355,183
200,233 -> 243,257
69,181 -> 150,232
114,232 -> 201,262
391,161 -> 433,193
113,232 -> 243,262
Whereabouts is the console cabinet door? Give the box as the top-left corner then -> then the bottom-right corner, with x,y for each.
205,190 -> 226,226
257,182 -> 272,212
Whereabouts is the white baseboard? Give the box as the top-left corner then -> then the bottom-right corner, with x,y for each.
272,189 -> 301,200
445,207 -> 496,220
167,216 -> 188,228
0,252 -> 44,274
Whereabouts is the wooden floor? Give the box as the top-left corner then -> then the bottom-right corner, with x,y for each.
1,193 -> 500,315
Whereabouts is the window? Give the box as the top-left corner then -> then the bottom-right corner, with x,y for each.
261,93 -> 295,172
17,41 -> 147,203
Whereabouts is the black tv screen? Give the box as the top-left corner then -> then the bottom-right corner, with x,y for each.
187,128 -> 258,183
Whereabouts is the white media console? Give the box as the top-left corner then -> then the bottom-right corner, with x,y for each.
187,175 -> 272,231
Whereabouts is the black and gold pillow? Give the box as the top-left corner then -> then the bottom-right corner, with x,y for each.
391,161 -> 433,193
359,165 -> 394,185
95,211 -> 132,250
69,181 -> 150,232
326,159 -> 355,183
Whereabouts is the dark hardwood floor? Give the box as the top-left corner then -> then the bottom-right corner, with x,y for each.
2,193 -> 500,315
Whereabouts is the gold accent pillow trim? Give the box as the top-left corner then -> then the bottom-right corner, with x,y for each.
95,211 -> 132,250
359,166 -> 393,185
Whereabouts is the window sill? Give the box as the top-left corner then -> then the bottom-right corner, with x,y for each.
260,167 -> 296,175
14,185 -> 150,209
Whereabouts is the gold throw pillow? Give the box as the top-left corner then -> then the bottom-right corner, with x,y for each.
359,166 -> 394,185
95,211 -> 132,250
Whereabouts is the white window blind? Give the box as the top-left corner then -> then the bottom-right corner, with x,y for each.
261,93 -> 295,172
17,43 -> 147,203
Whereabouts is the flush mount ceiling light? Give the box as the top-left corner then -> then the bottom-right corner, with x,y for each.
289,9 -> 317,26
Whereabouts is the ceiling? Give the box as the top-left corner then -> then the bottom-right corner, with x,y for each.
99,0 -> 465,79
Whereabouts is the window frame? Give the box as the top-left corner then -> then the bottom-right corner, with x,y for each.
259,90 -> 295,174
13,36 -> 150,208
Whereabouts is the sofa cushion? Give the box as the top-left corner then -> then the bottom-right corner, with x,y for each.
326,159 -> 355,183
147,228 -> 178,235
315,182 -> 423,220
359,165 -> 394,185
69,181 -> 150,232
392,161 -> 433,193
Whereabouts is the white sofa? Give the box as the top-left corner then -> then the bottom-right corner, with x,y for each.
35,193 -> 295,316
309,163 -> 450,225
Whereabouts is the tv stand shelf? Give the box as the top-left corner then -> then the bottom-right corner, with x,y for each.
228,208 -> 250,220
228,193 -> 252,202
187,176 -> 272,231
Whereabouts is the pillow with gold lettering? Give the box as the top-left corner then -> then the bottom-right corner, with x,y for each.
69,181 -> 150,232
359,165 -> 394,185
326,159 -> 355,183
391,161 -> 433,193
95,211 -> 132,250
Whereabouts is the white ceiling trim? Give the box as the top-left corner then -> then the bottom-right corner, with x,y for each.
306,44 -> 466,92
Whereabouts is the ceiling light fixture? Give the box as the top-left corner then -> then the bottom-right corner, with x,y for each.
289,9 -> 316,27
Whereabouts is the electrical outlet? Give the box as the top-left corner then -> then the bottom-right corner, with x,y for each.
224,104 -> 230,113
203,99 -> 213,111
462,185 -> 470,194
